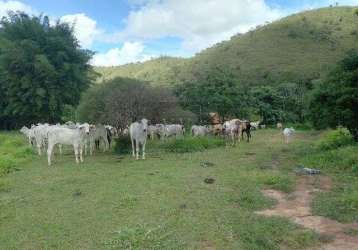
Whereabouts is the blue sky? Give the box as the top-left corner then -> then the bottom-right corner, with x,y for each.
1,0 -> 357,66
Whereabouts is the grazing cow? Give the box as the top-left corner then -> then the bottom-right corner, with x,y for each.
277,122 -> 283,130
191,125 -> 209,137
250,121 -> 260,130
47,123 -> 90,166
260,124 -> 266,129
129,118 -> 148,160
283,127 -> 295,144
164,124 -> 185,138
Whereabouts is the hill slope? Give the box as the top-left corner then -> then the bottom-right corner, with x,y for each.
95,56 -> 188,86
95,7 -> 358,86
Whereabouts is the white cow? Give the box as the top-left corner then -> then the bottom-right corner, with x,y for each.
148,124 -> 165,139
93,124 -> 109,153
129,119 -> 148,160
277,122 -> 283,130
164,124 -> 185,138
283,127 -> 295,144
47,123 -> 90,166
33,124 -> 64,155
191,125 -> 209,137
148,125 -> 158,140
33,124 -> 51,155
20,126 -> 35,145
223,119 -> 243,146
250,121 -> 260,130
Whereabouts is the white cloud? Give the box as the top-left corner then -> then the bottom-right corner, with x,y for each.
60,13 -> 102,48
0,0 -> 35,17
91,41 -> 155,66
121,0 -> 285,52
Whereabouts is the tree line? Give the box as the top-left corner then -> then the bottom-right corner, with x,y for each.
0,12 -> 357,141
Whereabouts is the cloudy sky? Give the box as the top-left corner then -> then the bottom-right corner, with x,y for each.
1,0 -> 357,66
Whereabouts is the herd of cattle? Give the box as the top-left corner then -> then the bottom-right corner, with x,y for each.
19,119 -> 295,166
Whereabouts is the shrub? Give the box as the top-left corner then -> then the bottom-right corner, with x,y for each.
317,128 -> 354,150
114,136 -> 132,155
157,136 -> 225,153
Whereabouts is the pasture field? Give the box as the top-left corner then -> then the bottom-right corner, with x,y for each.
0,129 -> 357,249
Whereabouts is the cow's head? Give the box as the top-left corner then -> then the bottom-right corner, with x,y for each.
79,123 -> 90,135
141,118 -> 149,133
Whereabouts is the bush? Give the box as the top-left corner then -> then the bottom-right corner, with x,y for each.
114,136 -> 132,155
317,128 -> 354,150
157,136 -> 225,153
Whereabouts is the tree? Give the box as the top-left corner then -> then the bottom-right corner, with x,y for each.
310,50 -> 358,140
175,67 -> 250,122
77,77 -> 196,130
0,12 -> 95,129
250,86 -> 282,124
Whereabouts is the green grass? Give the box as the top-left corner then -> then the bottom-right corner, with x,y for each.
0,132 -> 34,177
297,130 -> 358,223
0,129 -> 336,249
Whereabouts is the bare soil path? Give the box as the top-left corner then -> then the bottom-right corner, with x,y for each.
256,175 -> 358,250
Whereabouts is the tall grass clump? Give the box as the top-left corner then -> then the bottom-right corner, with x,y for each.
114,136 -> 132,155
156,136 -> 225,153
316,128 -> 354,150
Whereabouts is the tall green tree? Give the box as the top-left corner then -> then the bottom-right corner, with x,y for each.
0,12 -> 95,129
175,67 -> 250,122
310,50 -> 358,140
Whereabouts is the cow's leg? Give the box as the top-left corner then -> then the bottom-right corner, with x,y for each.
142,141 -> 146,160
47,143 -> 54,166
90,139 -> 94,155
136,141 -> 140,160
37,140 -> 42,156
58,144 -> 62,155
104,138 -> 109,152
79,144 -> 84,163
131,138 -> 135,157
74,144 -> 79,164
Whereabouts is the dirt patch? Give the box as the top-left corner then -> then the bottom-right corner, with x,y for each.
256,175 -> 358,250
201,240 -> 216,250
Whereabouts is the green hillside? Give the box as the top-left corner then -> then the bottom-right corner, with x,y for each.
95,6 -> 358,86
95,56 -> 188,86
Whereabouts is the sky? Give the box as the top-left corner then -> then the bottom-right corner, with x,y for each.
0,0 -> 357,66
